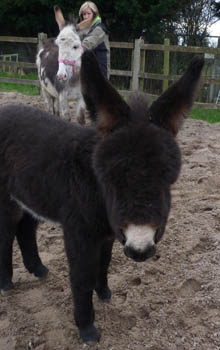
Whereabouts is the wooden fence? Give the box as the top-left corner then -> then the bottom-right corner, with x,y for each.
1,34 -> 220,109
0,53 -> 19,73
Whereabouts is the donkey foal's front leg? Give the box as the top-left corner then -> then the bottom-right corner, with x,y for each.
95,239 -> 114,301
64,229 -> 100,343
73,288 -> 99,343
71,262 -> 100,343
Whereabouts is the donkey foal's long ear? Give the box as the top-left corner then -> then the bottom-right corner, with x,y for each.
80,51 -> 131,137
149,56 -> 204,136
54,5 -> 66,31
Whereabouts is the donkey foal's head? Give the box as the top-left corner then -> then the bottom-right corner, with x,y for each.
81,51 -> 204,262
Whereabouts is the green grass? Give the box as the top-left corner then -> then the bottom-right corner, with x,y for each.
0,82 -> 39,96
0,72 -> 39,96
190,109 -> 220,123
0,71 -> 38,80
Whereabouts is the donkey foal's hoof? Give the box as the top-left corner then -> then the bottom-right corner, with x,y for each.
0,280 -> 14,294
80,324 -> 100,343
96,286 -> 112,301
33,265 -> 49,279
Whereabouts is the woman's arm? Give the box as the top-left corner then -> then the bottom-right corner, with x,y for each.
82,26 -> 106,50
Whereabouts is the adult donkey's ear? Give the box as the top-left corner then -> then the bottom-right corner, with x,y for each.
54,5 -> 66,31
149,56 -> 204,136
76,18 -> 93,31
80,51 -> 131,137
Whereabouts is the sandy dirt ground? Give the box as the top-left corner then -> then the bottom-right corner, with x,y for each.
0,92 -> 220,350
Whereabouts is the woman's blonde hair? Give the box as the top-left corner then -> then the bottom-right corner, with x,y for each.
79,2 -> 99,21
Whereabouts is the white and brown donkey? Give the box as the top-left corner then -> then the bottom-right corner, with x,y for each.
36,5 -> 91,123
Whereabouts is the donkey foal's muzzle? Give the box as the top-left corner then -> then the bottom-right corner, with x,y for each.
123,223 -> 156,262
124,244 -> 156,262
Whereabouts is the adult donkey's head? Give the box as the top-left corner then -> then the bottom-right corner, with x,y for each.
54,5 -> 91,81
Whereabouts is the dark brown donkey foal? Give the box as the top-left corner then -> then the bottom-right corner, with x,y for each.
0,52 -> 204,343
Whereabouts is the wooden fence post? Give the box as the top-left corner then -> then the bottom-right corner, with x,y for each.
2,55 -> 6,73
37,33 -> 47,95
131,39 -> 141,91
163,38 -> 170,92
140,39 -> 146,91
38,33 -> 47,51
14,54 -> 19,74
209,38 -> 220,103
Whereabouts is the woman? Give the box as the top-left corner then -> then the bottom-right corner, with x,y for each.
79,1 -> 110,79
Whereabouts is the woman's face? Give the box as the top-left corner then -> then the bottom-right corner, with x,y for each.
82,7 -> 94,20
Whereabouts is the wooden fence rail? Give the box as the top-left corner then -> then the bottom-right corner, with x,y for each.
1,34 -> 220,108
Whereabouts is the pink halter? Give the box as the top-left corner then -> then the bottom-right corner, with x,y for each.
58,59 -> 76,72
58,45 -> 84,73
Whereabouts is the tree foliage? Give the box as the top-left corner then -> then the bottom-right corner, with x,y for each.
0,0 -> 58,37
0,0 -> 218,42
167,0 -> 218,46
